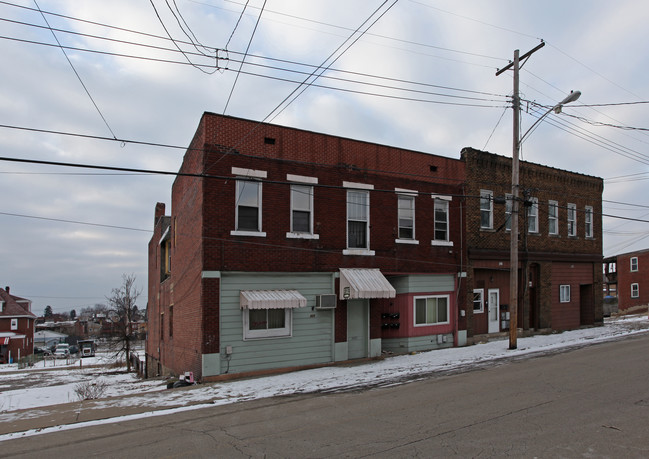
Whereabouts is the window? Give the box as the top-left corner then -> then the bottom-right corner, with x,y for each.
548,200 -> 558,235
630,257 -> 638,272
473,289 -> 484,313
290,184 -> 313,234
169,305 -> 173,338
434,198 -> 449,241
235,180 -> 262,232
480,190 -> 493,229
414,296 -> 449,326
347,190 -> 370,249
585,206 -> 593,238
560,285 -> 571,303
397,195 -> 415,240
11,318 -> 18,330
243,308 -> 292,339
567,203 -> 577,237
527,197 -> 539,233
631,283 -> 639,298
505,193 -> 513,231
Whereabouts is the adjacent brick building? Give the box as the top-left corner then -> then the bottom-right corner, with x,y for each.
147,113 -> 466,381
461,148 -> 604,336
0,286 -> 36,364
604,248 -> 649,311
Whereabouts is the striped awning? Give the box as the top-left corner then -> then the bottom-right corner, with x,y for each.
1,337 -> 9,345
339,268 -> 396,299
240,289 -> 307,310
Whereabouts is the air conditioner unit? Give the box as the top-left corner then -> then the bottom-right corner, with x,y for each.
315,294 -> 337,309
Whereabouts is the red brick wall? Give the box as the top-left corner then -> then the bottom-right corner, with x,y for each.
551,262 -> 593,330
616,251 -> 649,310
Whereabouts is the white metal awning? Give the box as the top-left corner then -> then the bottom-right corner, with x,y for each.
339,268 -> 396,299
240,289 -> 307,310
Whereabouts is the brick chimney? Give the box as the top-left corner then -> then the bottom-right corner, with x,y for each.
154,202 -> 166,226
5,286 -> 9,294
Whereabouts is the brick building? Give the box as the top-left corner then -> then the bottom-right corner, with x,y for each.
461,148 -> 604,336
604,248 -> 649,311
0,286 -> 36,364
147,113 -> 466,380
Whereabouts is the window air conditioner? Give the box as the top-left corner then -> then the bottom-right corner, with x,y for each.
315,294 -> 337,309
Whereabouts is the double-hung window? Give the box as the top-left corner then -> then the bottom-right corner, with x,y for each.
505,193 -> 513,231
291,184 -> 313,234
630,257 -> 638,272
560,285 -> 571,303
480,190 -> 493,229
433,197 -> 450,243
232,167 -> 267,237
414,296 -> 449,325
548,200 -> 558,235
631,283 -> 639,298
567,203 -> 577,237
473,289 -> 484,313
397,194 -> 415,240
346,187 -> 371,252
585,206 -> 593,238
527,197 -> 539,233
11,318 -> 18,330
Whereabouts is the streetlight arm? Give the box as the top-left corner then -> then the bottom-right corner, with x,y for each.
519,90 -> 581,144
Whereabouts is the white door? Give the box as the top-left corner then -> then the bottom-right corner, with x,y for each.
347,300 -> 369,359
488,289 -> 500,333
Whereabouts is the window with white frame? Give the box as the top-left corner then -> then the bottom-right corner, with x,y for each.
527,197 -> 539,233
567,203 -> 577,237
434,198 -> 449,242
505,193 -> 512,231
290,184 -> 313,234
11,318 -> 18,330
235,180 -> 262,232
630,257 -> 638,272
414,295 -> 449,326
397,194 -> 415,240
585,206 -> 593,238
473,289 -> 484,313
548,200 -> 558,235
480,190 -> 493,229
243,308 -> 292,339
560,285 -> 571,303
347,190 -> 370,249
631,283 -> 639,298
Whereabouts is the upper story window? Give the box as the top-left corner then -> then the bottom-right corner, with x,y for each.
548,200 -> 558,235
585,206 -> 594,238
505,193 -> 513,231
527,197 -> 539,233
344,183 -> 373,255
414,295 -> 449,326
480,190 -> 493,229
630,257 -> 638,272
432,196 -> 452,245
397,194 -> 415,240
231,168 -> 267,237
11,318 -> 18,330
291,184 -> 313,233
567,203 -> 577,237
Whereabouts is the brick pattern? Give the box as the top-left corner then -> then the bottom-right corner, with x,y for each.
616,250 -> 649,310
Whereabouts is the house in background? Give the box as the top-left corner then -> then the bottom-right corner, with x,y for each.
461,148 -> 604,337
33,330 -> 68,350
147,113 -> 466,381
0,286 -> 37,364
604,248 -> 649,312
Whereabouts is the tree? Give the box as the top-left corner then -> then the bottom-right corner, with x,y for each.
106,274 -> 142,372
44,305 -> 53,319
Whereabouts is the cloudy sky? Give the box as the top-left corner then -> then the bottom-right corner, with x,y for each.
2,0 -> 648,316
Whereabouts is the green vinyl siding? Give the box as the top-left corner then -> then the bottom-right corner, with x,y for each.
219,272 -> 335,375
387,274 -> 454,294
382,333 -> 453,354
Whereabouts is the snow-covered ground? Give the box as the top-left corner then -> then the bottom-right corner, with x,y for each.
1,314 -> 647,441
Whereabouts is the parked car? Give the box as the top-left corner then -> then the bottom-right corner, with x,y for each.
54,343 -> 70,359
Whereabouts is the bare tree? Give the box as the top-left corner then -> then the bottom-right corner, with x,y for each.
106,274 -> 141,372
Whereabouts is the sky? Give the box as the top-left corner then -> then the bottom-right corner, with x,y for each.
1,314 -> 648,440
1,0 -> 649,316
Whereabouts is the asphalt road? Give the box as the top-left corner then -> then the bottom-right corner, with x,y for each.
2,334 -> 649,458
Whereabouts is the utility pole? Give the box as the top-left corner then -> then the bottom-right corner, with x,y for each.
496,41 -> 545,350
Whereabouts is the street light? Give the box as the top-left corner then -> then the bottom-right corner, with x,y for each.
509,85 -> 581,350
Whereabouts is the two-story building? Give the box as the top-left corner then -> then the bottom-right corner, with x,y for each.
461,148 -> 604,336
604,248 -> 649,312
0,286 -> 37,364
147,113 -> 466,381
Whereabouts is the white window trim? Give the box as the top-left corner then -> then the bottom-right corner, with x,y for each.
396,193 -> 416,243
585,206 -> 594,238
232,167 -> 267,179
287,183 -> 318,239
287,174 -> 318,184
343,248 -> 376,256
395,187 -> 417,196
631,283 -> 639,298
11,318 -> 18,330
433,198 -> 451,244
548,200 -> 559,235
528,197 -> 539,233
630,257 -> 638,272
473,289 -> 484,313
231,230 -> 267,237
560,285 -> 571,303
413,295 -> 450,326
343,181 -> 373,190
480,190 -> 493,229
396,238 -> 420,245
567,203 -> 577,237
243,308 -> 292,340
345,189 -> 372,254
232,179 -> 265,236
